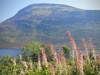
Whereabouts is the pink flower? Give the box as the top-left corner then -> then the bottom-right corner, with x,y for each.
21,60 -> 28,70
50,64 -> 55,75
40,47 -> 48,67
82,38 -> 90,63
37,54 -> 42,70
77,49 -> 84,75
67,31 -> 78,62
50,45 -> 59,65
89,38 -> 96,62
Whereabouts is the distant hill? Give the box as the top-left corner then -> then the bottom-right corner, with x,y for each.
0,3 -> 100,49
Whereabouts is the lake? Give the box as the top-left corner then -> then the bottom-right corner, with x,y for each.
0,49 -> 99,58
0,49 -> 22,57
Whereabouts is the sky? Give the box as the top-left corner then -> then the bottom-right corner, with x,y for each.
0,0 -> 100,23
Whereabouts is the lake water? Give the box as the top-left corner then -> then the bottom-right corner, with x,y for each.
0,49 -> 22,57
0,49 -> 99,58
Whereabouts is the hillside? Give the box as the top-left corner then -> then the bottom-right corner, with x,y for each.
0,3 -> 100,49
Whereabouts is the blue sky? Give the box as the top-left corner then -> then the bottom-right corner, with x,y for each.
0,0 -> 100,23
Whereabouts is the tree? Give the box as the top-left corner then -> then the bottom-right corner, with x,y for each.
22,41 -> 53,62
62,46 -> 71,59
22,41 -> 42,62
43,45 -> 54,61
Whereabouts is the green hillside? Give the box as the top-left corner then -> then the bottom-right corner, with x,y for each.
0,3 -> 100,49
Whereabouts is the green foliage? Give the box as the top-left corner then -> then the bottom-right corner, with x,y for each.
0,49 -> 100,74
23,41 -> 42,55
43,45 -> 54,61
84,64 -> 99,75
22,41 -> 53,62
22,41 -> 42,62
62,46 -> 71,59
0,55 -> 16,75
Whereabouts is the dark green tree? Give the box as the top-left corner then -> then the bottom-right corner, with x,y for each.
62,46 -> 71,59
43,45 -> 54,61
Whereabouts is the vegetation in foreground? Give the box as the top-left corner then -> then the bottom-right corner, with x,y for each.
0,31 -> 100,75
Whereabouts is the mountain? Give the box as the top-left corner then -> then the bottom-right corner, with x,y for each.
0,3 -> 100,49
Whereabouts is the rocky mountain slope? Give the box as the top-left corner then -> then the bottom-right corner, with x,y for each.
0,3 -> 100,49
